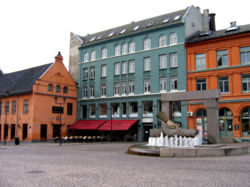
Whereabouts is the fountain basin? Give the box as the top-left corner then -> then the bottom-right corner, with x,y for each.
128,144 -> 248,157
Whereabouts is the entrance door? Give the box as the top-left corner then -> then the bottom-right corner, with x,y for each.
4,124 -> 8,141
53,125 -> 60,138
40,124 -> 47,141
11,124 -> 15,139
143,124 -> 152,141
219,108 -> 233,137
23,124 -> 28,140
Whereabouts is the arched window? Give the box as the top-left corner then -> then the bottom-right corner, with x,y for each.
144,38 -> 151,50
84,52 -> 89,62
56,85 -> 61,93
102,48 -> 107,59
169,33 -> 177,45
90,51 -> 96,61
122,43 -> 128,55
114,45 -> 121,56
129,42 -> 135,53
63,86 -> 68,93
241,107 -> 250,136
159,35 -> 166,47
48,84 -> 53,92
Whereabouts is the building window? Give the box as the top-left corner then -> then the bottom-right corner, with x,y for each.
143,101 -> 153,117
144,57 -> 151,71
129,42 -> 135,53
0,101 -> 2,115
144,79 -> 151,93
242,74 -> 250,92
90,67 -> 95,79
122,61 -> 127,74
160,77 -> 167,92
67,103 -> 73,115
114,83 -> 120,96
101,84 -> 106,97
63,87 -> 68,94
101,64 -> 107,77
144,38 -> 151,50
218,77 -> 229,94
196,79 -> 207,91
90,51 -> 96,61
114,62 -> 120,75
84,52 -> 89,62
129,81 -> 135,94
121,82 -> 126,95
122,43 -> 128,55
169,33 -> 177,45
56,85 -> 61,92
23,100 -> 29,114
170,76 -> 178,91
102,48 -> 107,59
83,87 -> 87,98
195,54 -> 206,70
240,46 -> 250,65
115,45 -> 121,56
160,54 -> 167,69
159,35 -> 166,47
83,68 -> 88,80
170,53 -> 178,67
5,101 -> 9,115
129,60 -> 135,73
90,104 -> 96,118
90,86 -> 95,98
129,102 -> 138,117
122,103 -> 127,118
112,103 -> 120,118
241,107 -> 250,136
99,104 -> 107,118
48,84 -> 53,92
217,50 -> 228,67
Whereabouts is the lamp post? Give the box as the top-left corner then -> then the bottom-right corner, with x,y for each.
55,96 -> 66,146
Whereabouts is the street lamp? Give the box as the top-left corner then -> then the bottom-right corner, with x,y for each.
55,96 -> 66,146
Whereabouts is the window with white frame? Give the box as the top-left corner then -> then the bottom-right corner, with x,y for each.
5,101 -> 9,115
129,42 -> 135,53
84,52 -> 89,62
144,57 -> 151,71
240,46 -> 250,65
90,67 -> 95,79
129,81 -> 135,94
143,101 -> 153,117
99,103 -> 107,118
122,43 -> 128,55
114,62 -> 120,75
90,86 -> 95,98
217,50 -> 228,67
144,38 -> 151,50
144,79 -> 151,93
160,54 -> 167,69
112,103 -> 120,118
196,79 -> 207,91
89,104 -> 96,118
159,35 -> 167,47
23,100 -> 29,114
218,77 -> 229,93
122,61 -> 127,74
242,74 -> 250,92
160,77 -> 167,92
170,76 -> 178,91
170,53 -> 178,67
83,86 -> 87,98
101,84 -> 106,97
115,45 -> 121,56
129,60 -> 135,73
91,51 -> 96,61
83,68 -> 88,80
101,64 -> 107,77
122,82 -> 126,95
114,83 -> 120,96
169,33 -> 177,45
102,48 -> 107,59
195,54 -> 206,70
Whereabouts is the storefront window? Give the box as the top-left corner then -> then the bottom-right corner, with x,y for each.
129,102 -> 138,117
99,104 -> 107,118
89,104 -> 96,118
143,101 -> 153,117
241,107 -> 250,136
112,103 -> 120,118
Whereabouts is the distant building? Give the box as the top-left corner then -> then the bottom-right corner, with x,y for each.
72,6 -> 212,141
0,52 -> 77,142
186,22 -> 250,142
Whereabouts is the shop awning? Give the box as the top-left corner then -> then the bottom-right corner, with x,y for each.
98,120 -> 137,131
69,120 -> 105,130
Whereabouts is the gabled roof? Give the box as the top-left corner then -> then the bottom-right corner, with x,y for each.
0,63 -> 52,97
186,24 -> 250,44
80,8 -> 189,47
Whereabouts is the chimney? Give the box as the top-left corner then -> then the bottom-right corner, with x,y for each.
209,13 -> 216,32
55,51 -> 63,63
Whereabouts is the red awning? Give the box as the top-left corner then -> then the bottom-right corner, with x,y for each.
98,120 -> 137,131
69,120 -> 105,130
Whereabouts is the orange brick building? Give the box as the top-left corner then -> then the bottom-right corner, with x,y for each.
0,52 -> 77,143
186,23 -> 250,142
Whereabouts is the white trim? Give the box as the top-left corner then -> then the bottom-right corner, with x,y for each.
182,5 -> 193,22
38,63 -> 54,79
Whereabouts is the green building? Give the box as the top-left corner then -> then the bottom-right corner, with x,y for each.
72,6 -> 211,141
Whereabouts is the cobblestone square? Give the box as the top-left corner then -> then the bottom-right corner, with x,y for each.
0,143 -> 249,187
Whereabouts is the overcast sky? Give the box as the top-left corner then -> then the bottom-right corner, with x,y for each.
0,0 -> 249,73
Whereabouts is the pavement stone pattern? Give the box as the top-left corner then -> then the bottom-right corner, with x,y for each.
0,142 -> 249,187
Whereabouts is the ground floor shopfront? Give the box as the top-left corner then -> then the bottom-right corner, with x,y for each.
187,100 -> 250,142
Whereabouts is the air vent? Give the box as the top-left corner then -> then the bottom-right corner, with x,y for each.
226,21 -> 240,32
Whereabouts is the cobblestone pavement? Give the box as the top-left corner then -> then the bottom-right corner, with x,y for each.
0,142 -> 249,187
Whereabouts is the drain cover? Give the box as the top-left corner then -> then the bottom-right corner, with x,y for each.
26,170 -> 46,174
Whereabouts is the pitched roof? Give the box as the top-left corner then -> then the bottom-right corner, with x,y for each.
186,24 -> 250,44
80,8 -> 189,47
0,63 -> 52,97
